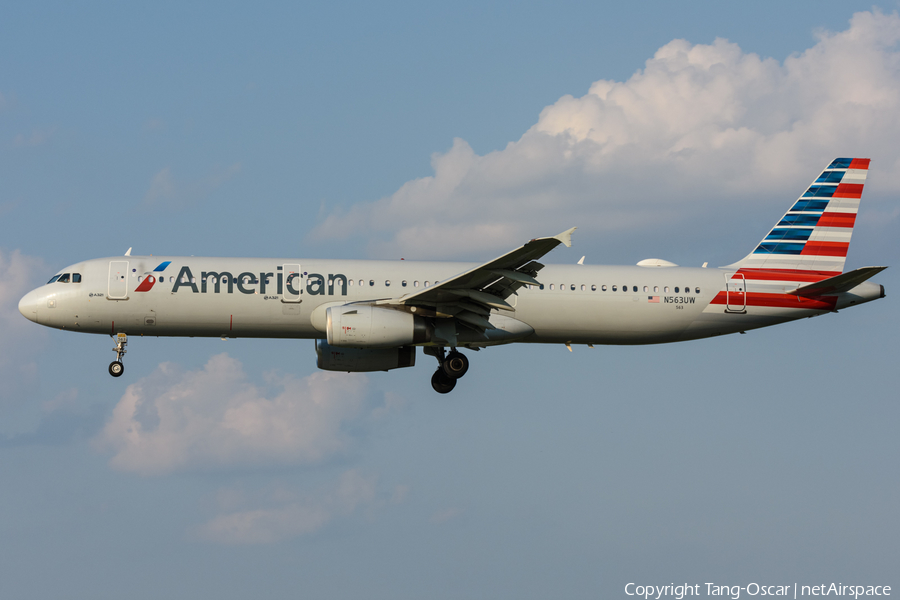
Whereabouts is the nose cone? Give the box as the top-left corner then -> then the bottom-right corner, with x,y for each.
18,289 -> 40,323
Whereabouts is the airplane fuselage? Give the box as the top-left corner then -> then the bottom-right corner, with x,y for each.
19,255 -> 884,346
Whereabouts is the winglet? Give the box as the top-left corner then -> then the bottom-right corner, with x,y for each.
554,227 -> 576,248
124,247 -> 132,256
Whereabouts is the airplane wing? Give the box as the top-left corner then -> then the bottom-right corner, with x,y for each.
787,266 -> 888,297
377,227 -> 576,331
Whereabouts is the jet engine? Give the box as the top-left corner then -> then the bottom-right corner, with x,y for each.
315,339 -> 416,372
326,305 -> 430,348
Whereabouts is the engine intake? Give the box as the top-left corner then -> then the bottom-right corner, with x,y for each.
326,305 -> 430,348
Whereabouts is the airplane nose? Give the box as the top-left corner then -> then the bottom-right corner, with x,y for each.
18,289 -> 40,323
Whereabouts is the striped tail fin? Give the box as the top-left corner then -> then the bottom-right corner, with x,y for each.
726,158 -> 869,277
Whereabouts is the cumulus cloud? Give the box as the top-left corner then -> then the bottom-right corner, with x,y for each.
195,470 -> 377,544
94,353 -> 371,475
141,163 -> 241,208
0,249 -> 47,418
312,10 -> 900,259
13,128 -> 55,147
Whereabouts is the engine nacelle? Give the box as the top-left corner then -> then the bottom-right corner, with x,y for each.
326,305 -> 430,348
315,339 -> 416,372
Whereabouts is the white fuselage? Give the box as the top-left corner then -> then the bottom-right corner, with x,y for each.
18,255 -> 884,347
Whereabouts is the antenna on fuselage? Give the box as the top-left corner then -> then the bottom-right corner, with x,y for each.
124,247 -> 132,256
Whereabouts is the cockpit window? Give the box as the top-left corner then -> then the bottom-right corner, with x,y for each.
57,273 -> 71,283
47,275 -> 61,284
72,273 -> 82,283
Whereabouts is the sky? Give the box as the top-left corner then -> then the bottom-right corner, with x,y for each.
1,2 -> 899,598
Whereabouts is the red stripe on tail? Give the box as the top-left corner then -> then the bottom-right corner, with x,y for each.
816,212 -> 857,228
710,291 -> 837,310
735,269 -> 840,282
833,183 -> 864,198
801,241 -> 849,257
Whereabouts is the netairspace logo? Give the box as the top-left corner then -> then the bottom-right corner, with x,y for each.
624,582 -> 892,600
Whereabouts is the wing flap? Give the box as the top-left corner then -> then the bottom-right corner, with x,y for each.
379,228 -> 575,334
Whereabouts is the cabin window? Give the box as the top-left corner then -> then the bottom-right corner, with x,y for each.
695,287 -> 700,293
664,286 -> 669,293
369,280 -> 375,287
539,284 -> 544,290
358,280 -> 363,286
349,279 -> 354,286
137,276 -> 143,282
549,284 -> 555,290
591,284 -> 596,291
385,280 -> 391,287
57,273 -> 70,283
327,279 -> 333,286
612,285 -> 617,292
73,273 -> 82,283
643,285 -> 648,292
674,287 -> 680,293
402,280 -> 407,287
581,284 -> 586,291
654,286 -> 659,293
570,284 -> 576,291
414,281 -> 419,287
602,285 -> 607,291
424,281 -> 430,287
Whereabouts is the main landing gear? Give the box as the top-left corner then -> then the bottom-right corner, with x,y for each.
429,347 -> 470,394
109,333 -> 127,377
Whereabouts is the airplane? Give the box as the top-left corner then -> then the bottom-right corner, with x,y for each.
18,158 -> 886,393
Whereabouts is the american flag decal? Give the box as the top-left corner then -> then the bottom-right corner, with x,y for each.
648,296 -> 660,303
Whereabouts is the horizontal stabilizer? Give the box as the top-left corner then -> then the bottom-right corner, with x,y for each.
788,266 -> 887,296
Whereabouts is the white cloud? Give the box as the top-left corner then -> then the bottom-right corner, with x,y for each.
13,128 -> 55,147
0,249 -> 47,420
312,10 -> 900,259
141,163 -> 241,208
196,470 -> 377,544
94,353 -> 370,475
430,507 -> 462,524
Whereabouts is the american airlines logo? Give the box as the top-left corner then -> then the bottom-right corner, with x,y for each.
166,266 -> 350,296
134,261 -> 172,292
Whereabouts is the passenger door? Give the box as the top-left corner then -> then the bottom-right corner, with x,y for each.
108,261 -> 129,300
282,263 -> 302,303
724,272 -> 746,313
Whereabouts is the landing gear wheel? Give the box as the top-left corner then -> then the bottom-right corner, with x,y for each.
109,361 -> 124,377
431,369 -> 457,394
441,351 -> 469,379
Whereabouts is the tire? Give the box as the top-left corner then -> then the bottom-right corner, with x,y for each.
431,369 -> 457,394
441,351 -> 469,379
109,361 -> 124,377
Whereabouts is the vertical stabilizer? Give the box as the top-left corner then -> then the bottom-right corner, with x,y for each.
726,158 -> 869,276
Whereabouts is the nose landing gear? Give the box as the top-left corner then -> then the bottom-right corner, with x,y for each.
429,347 -> 470,394
109,333 -> 127,377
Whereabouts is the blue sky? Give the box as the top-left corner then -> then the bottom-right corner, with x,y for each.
1,2 -> 899,598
